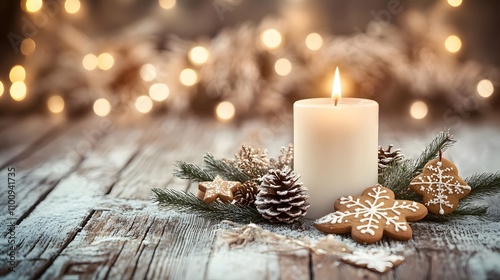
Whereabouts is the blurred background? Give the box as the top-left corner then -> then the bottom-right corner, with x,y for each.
0,0 -> 499,122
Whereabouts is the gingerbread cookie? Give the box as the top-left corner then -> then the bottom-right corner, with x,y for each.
342,250 -> 405,273
198,175 -> 241,203
315,184 -> 427,244
409,157 -> 470,215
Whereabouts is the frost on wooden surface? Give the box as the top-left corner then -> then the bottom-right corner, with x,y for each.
0,115 -> 499,280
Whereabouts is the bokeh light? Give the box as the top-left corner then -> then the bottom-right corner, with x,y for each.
159,0 -> 176,9
25,0 -> 43,13
410,101 -> 428,120
82,54 -> 98,71
140,64 -> 157,81
65,0 -> 81,14
0,81 -> 4,97
149,83 -> 170,101
189,46 -> 210,65
261,29 -> 282,49
179,68 -> 198,86
477,79 -> 494,98
10,82 -> 27,101
216,101 -> 236,121
274,58 -> 292,76
9,65 -> 26,82
93,98 -> 111,117
447,0 -> 462,7
445,35 -> 462,53
21,38 -> 36,56
135,95 -> 154,113
305,33 -> 323,51
97,53 -> 115,70
47,95 -> 65,113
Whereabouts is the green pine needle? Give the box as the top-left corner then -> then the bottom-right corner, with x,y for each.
163,128 -> 499,224
464,172 -> 500,202
203,153 -> 251,182
380,128 -> 456,201
173,161 -> 215,182
413,129 -> 456,172
152,188 -> 265,223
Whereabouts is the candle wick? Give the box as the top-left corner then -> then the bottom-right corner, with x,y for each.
334,97 -> 339,106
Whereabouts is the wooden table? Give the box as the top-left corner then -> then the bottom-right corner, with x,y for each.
1,113 -> 499,280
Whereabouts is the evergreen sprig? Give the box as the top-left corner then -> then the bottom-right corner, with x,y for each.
203,153 -> 251,182
380,129 -> 456,201
159,128 -> 500,224
173,161 -> 215,182
152,188 -> 265,223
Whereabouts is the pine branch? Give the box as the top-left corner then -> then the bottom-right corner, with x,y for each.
380,128 -> 456,200
152,188 -> 265,223
463,172 -> 500,202
413,129 -> 456,172
173,161 -> 215,182
203,153 -> 251,182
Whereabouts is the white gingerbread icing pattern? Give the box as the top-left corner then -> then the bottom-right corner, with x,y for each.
342,250 -> 405,273
410,161 -> 471,215
315,186 -> 420,236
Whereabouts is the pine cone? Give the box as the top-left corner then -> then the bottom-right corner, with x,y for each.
378,144 -> 404,171
255,166 -> 310,224
233,181 -> 258,206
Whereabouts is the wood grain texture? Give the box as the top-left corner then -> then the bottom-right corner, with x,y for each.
0,114 -> 499,280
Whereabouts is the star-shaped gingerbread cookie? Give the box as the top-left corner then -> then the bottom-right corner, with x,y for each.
198,175 -> 241,203
409,157 -> 471,215
315,184 -> 427,244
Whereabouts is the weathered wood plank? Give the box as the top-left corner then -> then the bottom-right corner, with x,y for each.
0,116 -> 111,229
0,115 -> 63,168
40,209 -> 218,280
0,116 -> 161,279
108,116 -> 213,199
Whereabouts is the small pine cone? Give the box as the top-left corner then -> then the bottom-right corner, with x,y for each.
233,181 -> 258,206
378,144 -> 404,170
255,166 -> 310,224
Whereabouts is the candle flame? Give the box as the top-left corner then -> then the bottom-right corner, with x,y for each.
332,67 -> 341,106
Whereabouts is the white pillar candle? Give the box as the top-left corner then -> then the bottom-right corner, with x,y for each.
294,68 -> 378,219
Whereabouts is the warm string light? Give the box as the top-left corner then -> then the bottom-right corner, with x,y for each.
445,35 -> 462,53
215,101 -> 235,122
477,79 -> 494,98
83,53 -> 114,70
10,82 -> 27,101
261,29 -> 282,50
140,64 -> 157,81
47,95 -> 65,113
189,46 -> 210,65
93,98 -> 111,117
149,83 -> 170,101
410,101 -> 428,120
21,38 -> 36,56
447,0 -> 462,7
64,0 -> 81,14
9,65 -> 26,82
159,0 -> 176,9
0,81 -> 4,97
97,53 -> 114,70
179,68 -> 198,86
24,0 -> 43,13
82,54 -> 98,70
305,33 -> 323,51
274,58 -> 292,76
135,95 -> 153,113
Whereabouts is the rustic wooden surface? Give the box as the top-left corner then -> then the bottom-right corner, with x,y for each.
0,112 -> 500,280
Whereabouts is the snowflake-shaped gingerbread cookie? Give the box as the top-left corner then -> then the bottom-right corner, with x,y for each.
315,185 -> 427,244
410,157 -> 471,215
